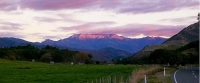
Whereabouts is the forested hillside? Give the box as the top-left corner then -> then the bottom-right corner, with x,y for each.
116,40 -> 199,66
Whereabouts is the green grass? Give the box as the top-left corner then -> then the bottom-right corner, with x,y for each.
0,59 -> 138,83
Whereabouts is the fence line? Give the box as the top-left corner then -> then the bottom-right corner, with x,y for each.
87,70 -> 136,83
87,65 -> 162,83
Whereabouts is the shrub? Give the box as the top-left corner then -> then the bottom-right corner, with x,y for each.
9,55 -> 16,60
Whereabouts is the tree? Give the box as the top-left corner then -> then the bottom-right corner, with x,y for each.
40,53 -> 52,62
74,51 -> 89,63
85,54 -> 95,64
52,50 -> 64,62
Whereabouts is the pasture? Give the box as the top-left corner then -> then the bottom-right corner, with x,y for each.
0,59 -> 138,83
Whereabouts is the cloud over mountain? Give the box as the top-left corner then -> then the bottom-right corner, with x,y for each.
0,0 -> 198,13
0,0 -> 198,42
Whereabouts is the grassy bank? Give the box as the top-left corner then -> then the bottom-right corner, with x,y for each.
130,66 -> 163,83
0,59 -> 138,83
146,67 -> 176,83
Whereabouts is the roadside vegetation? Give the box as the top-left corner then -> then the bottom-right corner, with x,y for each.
130,66 -> 163,83
147,67 -> 176,83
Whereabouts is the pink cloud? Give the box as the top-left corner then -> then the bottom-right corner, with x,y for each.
34,17 -> 63,22
19,0 -> 99,10
0,1 -> 18,11
60,21 -> 116,31
0,21 -> 22,30
116,24 -> 186,37
0,32 -> 25,38
117,0 -> 198,14
159,16 -> 198,23
0,0 -> 198,14
60,22 -> 186,38
57,14 -> 83,23
34,15 -> 83,23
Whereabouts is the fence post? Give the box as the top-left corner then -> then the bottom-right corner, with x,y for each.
126,78 -> 128,83
119,76 -> 120,83
110,76 -> 112,83
164,67 -> 165,76
114,75 -> 116,83
144,75 -> 147,83
120,76 -> 122,82
102,77 -> 104,83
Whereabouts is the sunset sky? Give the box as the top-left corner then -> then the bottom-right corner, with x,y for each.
0,0 -> 199,42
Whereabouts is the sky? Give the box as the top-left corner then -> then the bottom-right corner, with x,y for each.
0,0 -> 199,42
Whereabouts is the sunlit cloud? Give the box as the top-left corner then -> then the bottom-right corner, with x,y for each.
159,16 -> 198,25
60,23 -> 186,38
0,0 -> 198,42
117,0 -> 198,14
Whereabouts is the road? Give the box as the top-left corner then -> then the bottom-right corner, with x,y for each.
171,66 -> 199,83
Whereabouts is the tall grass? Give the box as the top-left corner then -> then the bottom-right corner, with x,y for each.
130,66 -> 163,83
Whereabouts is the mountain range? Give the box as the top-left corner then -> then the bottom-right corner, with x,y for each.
41,34 -> 166,53
0,34 -> 166,61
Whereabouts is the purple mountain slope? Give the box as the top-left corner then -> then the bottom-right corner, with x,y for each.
41,34 -> 167,53
0,34 -> 167,60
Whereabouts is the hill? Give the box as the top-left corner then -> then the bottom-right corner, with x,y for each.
0,37 -> 31,47
163,22 -> 199,45
134,22 -> 199,57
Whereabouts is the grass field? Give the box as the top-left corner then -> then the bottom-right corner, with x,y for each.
0,59 -> 138,83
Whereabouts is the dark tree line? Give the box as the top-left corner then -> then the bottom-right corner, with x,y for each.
115,41 -> 199,66
0,44 -> 95,64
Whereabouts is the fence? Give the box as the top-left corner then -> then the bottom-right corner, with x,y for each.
86,68 -> 136,83
86,65 -> 162,83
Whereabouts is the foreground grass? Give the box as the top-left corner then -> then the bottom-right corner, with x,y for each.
147,67 -> 176,83
0,59 -> 138,83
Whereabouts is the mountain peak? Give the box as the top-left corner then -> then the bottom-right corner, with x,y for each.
41,39 -> 55,45
69,34 -> 125,40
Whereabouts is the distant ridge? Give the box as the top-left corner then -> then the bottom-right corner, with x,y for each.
80,47 -> 132,61
0,37 -> 31,47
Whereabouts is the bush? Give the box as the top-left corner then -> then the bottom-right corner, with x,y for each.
9,55 -> 16,60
